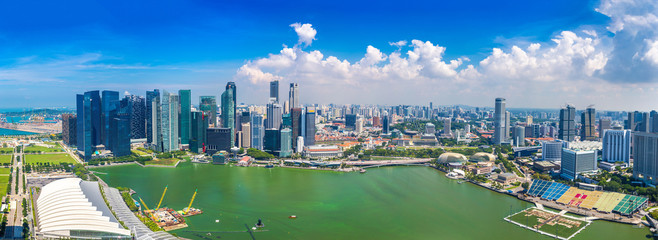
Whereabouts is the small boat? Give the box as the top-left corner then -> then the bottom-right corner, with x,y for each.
457,180 -> 464,184
289,215 -> 297,219
360,169 -> 367,173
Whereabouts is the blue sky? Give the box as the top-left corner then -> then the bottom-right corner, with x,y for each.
1,0 -> 657,110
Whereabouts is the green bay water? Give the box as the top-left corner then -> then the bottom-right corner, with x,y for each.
95,162 -> 649,240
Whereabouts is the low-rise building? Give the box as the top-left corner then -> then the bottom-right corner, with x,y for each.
303,145 -> 343,159
496,172 -> 518,185
533,161 -> 560,173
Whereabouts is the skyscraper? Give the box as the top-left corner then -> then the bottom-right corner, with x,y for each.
270,80 -> 279,102
190,111 -> 208,154
101,90 -> 119,149
146,89 -> 160,144
305,107 -> 316,146
289,83 -> 299,111
121,95 -> 146,140
62,114 -> 77,146
513,126 -> 525,147
599,117 -> 612,139
221,85 -> 236,147
633,132 -> 658,185
561,148 -> 597,180
651,110 -> 658,133
558,105 -> 576,142
626,112 -> 636,130
241,122 -> 251,149
443,118 -> 451,135
226,82 -> 237,123
345,114 -> 357,129
179,89 -> 192,145
264,129 -> 280,154
291,108 -> 303,150
266,99 -> 282,129
580,107 -> 596,141
382,112 -> 390,134
602,130 -> 631,165
160,91 -> 179,152
77,91 -> 102,161
251,113 -> 264,150
206,127 -> 232,155
280,128 -> 292,157
493,98 -> 507,145
199,96 -> 217,127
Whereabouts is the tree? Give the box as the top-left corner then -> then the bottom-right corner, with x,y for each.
521,182 -> 529,190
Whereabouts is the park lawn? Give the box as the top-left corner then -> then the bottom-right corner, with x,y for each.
0,168 -> 10,175
0,148 -> 13,154
0,155 -> 11,164
0,175 -> 9,196
25,154 -> 77,165
132,149 -> 149,156
145,158 -> 179,166
24,145 -> 63,153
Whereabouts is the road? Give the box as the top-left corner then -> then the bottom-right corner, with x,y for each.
4,146 -> 25,239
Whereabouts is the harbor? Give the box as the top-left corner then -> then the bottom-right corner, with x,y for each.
93,162 -> 649,239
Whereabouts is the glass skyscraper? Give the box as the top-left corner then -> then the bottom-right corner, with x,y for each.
251,113 -> 264,150
190,111 -> 208,154
222,84 -> 236,147
559,105 -> 576,142
179,90 -> 192,145
305,107 -> 316,146
102,90 -> 119,149
146,89 -> 160,144
160,91 -> 179,152
199,96 -> 217,127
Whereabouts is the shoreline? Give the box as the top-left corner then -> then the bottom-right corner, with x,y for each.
0,127 -> 39,136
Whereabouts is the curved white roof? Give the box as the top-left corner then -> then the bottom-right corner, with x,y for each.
36,178 -> 131,238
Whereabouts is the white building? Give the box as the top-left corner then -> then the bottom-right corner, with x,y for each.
296,136 -> 304,153
36,178 -> 131,239
542,141 -> 564,162
303,145 -> 343,159
602,130 -> 631,165
561,149 -> 597,180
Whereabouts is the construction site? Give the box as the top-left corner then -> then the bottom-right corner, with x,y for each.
138,186 -> 204,231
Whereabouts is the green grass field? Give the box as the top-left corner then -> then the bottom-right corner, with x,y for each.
508,209 -> 586,239
145,158 -> 179,166
25,154 -> 77,165
0,175 -> 8,196
0,155 -> 12,164
0,148 -> 13,154
0,168 -> 10,175
24,145 -> 63,153
132,149 -> 150,156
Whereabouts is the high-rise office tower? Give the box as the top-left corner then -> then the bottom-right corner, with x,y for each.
650,110 -> 658,133
626,112 -> 636,130
190,111 -> 208,154
199,96 -> 217,127
345,114 -> 357,129
270,80 -> 279,102
251,113 -> 264,150
559,105 -> 576,142
289,83 -> 299,111
160,91 -> 179,152
264,129 -> 280,154
110,108 -> 131,157
513,126 -> 525,147
146,89 -> 160,144
266,99 -> 282,129
221,85 -> 236,147
77,91 -> 102,160
493,98 -> 507,145
206,127 -> 232,155
120,95 -> 146,140
580,107 -> 596,141
179,90 -> 192,145
305,107 -> 316,146
382,112 -> 390,134
241,122 -> 251,148
101,90 -> 119,149
599,117 -> 612,139
291,108 -> 303,150
62,114 -> 77,146
561,148 -> 597,180
602,130 -> 631,165
633,132 -> 658,185
226,82 -> 237,123
640,112 -> 651,132
443,118 -> 451,135
280,128 -> 292,157
505,111 -> 510,140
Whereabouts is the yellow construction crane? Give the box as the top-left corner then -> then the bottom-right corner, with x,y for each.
138,197 -> 150,211
184,189 -> 198,215
156,185 -> 168,210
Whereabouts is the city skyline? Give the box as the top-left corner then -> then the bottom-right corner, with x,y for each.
1,0 -> 658,111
